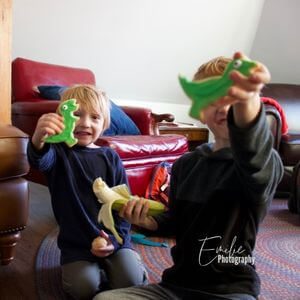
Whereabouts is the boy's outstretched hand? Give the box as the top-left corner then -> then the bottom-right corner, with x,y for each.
119,197 -> 158,231
219,52 -> 271,128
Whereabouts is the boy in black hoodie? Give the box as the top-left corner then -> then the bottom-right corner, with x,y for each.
93,52 -> 283,300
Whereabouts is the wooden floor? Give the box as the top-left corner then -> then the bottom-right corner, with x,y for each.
0,182 -> 56,300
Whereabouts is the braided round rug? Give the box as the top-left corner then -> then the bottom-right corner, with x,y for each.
36,199 -> 300,300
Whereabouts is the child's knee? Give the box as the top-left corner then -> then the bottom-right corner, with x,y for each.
107,249 -> 148,288
115,267 -> 148,288
62,261 -> 102,299
63,277 -> 99,300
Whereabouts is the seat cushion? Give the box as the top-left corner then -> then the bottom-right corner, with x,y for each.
280,133 -> 300,165
96,135 -> 188,196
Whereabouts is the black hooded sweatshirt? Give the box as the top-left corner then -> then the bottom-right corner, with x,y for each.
154,106 -> 283,298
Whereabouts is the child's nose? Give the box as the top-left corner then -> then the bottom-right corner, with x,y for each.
80,116 -> 91,127
218,104 -> 230,115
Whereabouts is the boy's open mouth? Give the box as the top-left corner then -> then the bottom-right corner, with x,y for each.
74,131 -> 92,136
216,118 -> 227,125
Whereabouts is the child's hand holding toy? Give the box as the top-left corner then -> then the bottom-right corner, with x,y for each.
44,98 -> 79,147
32,112 -> 65,150
32,98 -> 79,150
179,52 -> 268,119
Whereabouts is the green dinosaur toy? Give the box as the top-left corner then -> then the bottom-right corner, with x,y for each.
45,98 -> 79,147
178,55 -> 258,119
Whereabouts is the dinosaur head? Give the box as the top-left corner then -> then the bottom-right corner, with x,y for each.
224,55 -> 258,78
58,98 -> 79,115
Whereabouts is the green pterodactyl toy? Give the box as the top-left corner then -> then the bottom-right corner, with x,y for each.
45,98 -> 79,147
178,54 -> 259,119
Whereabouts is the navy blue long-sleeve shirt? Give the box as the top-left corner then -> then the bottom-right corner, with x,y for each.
27,142 -> 132,264
154,106 -> 283,298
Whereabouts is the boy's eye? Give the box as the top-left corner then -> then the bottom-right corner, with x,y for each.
92,114 -> 101,120
74,111 -> 81,117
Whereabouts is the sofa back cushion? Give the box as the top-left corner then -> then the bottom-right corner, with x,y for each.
34,85 -> 141,136
12,57 -> 96,102
262,83 -> 300,133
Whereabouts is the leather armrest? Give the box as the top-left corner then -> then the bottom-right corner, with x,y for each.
151,112 -> 175,135
0,124 -> 29,180
121,106 -> 153,134
121,106 -> 175,135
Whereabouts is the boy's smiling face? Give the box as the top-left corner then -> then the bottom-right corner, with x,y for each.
74,107 -> 104,148
60,85 -> 111,148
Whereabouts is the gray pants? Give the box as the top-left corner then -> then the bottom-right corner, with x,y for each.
62,248 -> 148,300
93,283 -> 257,300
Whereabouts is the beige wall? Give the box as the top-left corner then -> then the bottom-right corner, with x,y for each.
12,0 -> 264,109
250,0 -> 300,84
0,0 -> 12,124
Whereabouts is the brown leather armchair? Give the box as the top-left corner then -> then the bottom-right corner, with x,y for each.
0,124 -> 29,265
262,83 -> 300,197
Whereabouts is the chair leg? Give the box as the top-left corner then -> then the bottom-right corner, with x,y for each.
288,162 -> 300,214
0,232 -> 21,265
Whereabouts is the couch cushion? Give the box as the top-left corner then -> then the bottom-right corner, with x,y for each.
96,135 -> 188,196
280,133 -> 300,165
96,135 -> 188,162
103,101 -> 140,136
37,85 -> 67,100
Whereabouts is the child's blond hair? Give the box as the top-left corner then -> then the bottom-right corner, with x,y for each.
193,56 -> 232,81
61,84 -> 110,132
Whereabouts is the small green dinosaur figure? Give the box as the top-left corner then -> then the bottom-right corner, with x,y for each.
45,98 -> 79,147
178,55 -> 258,119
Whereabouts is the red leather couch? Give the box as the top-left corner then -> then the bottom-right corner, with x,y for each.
11,57 -> 188,196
